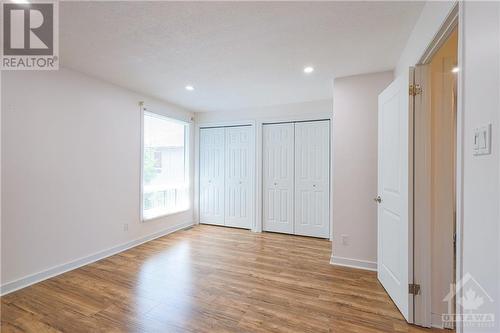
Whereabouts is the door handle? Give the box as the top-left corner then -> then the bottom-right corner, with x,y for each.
374,196 -> 382,203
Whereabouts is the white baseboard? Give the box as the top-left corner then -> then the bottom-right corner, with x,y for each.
330,255 -> 378,272
1,221 -> 194,296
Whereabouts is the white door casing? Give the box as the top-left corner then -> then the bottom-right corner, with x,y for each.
294,121 -> 330,238
377,74 -> 412,321
199,127 -> 225,226
262,123 -> 295,234
413,64 -> 432,327
224,126 -> 253,229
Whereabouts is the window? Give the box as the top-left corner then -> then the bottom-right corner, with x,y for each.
142,112 -> 189,220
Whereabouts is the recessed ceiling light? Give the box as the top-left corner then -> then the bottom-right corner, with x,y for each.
185,85 -> 194,91
452,66 -> 460,73
303,66 -> 314,74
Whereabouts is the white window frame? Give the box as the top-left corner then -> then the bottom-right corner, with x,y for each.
141,110 -> 190,222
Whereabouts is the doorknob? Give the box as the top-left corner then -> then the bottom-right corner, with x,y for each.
374,196 -> 382,203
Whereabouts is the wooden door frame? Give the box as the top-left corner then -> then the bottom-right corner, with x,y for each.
412,64 -> 432,327
412,3 -> 462,330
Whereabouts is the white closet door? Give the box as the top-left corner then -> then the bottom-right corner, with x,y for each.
294,120 -> 330,238
225,126 -> 252,229
263,123 -> 294,234
199,128 -> 225,225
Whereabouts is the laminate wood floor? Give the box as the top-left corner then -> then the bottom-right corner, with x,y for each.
1,225 -> 447,333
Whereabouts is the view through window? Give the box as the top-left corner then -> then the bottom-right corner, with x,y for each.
143,112 -> 189,220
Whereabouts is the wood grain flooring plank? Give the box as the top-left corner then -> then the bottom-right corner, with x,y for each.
1,225 -> 448,333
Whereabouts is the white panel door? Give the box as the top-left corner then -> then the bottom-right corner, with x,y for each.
199,128 -> 225,226
263,123 -> 294,234
377,75 -> 412,321
225,126 -> 253,229
294,120 -> 330,238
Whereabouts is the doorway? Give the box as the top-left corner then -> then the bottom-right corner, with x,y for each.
413,25 -> 458,329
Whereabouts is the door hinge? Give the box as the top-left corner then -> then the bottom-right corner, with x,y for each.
409,283 -> 421,295
409,84 -> 422,96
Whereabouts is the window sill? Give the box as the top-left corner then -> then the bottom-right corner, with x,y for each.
142,208 -> 190,222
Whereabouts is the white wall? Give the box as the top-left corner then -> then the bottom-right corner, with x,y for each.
330,71 -> 393,270
395,1 -> 457,77
1,68 -> 195,294
461,2 -> 500,332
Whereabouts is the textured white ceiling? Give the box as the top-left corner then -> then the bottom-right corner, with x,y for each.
60,1 -> 424,112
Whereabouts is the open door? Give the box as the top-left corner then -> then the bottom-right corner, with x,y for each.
377,72 -> 414,322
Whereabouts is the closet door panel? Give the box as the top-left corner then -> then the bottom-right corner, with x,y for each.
225,126 -> 252,229
263,123 -> 294,234
199,128 -> 225,225
294,120 -> 330,238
